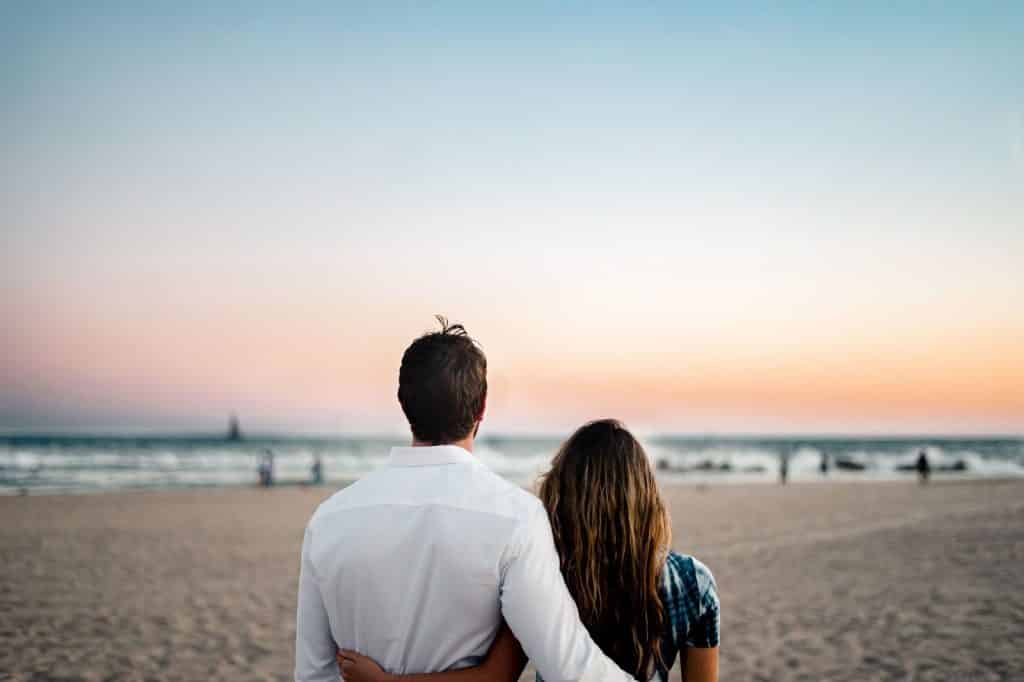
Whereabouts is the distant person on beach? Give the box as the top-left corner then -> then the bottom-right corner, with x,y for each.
294,318 -> 638,682
916,450 -> 930,484
338,419 -> 720,682
779,453 -> 789,485
820,452 -> 829,475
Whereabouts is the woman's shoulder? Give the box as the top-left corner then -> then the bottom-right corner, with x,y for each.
663,550 -> 716,599
661,551 -> 720,645
660,551 -> 721,651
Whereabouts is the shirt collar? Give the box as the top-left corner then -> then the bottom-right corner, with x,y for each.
388,444 -> 477,468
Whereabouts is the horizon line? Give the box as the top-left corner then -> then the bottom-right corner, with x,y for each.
2,428 -> 1021,441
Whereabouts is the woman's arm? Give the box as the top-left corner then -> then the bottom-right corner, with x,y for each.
675,555 -> 719,682
337,622 -> 527,682
681,646 -> 718,682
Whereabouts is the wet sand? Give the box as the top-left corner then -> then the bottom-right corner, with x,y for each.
2,479 -> 1022,681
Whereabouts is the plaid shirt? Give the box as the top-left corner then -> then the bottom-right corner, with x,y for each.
538,551 -> 719,681
655,551 -> 720,681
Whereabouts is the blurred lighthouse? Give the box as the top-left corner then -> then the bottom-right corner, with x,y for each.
227,414 -> 242,442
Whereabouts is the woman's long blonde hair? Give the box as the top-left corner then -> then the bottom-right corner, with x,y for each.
538,419 -> 671,680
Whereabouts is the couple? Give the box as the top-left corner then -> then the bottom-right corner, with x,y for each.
295,319 -> 719,682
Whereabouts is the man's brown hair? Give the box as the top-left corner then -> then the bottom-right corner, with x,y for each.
398,316 -> 487,445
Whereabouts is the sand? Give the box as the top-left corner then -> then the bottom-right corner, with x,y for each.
2,478 -> 1023,681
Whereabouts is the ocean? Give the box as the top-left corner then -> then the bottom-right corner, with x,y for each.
1,434 -> 1022,495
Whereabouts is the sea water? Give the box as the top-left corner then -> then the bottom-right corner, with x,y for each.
1,434 -> 1021,495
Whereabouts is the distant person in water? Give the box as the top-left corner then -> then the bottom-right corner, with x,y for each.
258,449 -> 275,487
337,419 -> 720,682
819,452 -> 829,476
779,452 -> 789,485
916,450 -> 930,484
310,453 -> 323,485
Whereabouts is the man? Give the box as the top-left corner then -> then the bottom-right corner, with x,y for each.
295,318 -> 631,681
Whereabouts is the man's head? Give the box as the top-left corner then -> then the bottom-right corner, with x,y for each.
398,316 -> 487,446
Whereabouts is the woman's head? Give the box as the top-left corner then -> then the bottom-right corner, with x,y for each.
538,419 -> 671,679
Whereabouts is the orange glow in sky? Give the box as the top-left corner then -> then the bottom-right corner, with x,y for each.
3,4 -> 1022,434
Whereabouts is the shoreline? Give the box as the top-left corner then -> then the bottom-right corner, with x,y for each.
3,469 -> 1022,498
5,434 -> 1020,497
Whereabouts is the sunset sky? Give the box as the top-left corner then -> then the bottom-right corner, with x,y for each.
3,2 -> 1022,435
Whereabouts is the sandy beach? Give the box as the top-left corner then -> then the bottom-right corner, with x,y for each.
2,478 -> 1022,681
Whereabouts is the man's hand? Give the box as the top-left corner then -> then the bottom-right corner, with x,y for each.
337,649 -> 396,682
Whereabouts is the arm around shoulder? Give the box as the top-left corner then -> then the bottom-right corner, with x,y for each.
500,502 -> 634,682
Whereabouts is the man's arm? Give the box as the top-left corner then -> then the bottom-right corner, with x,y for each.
499,503 -> 633,682
295,524 -> 340,682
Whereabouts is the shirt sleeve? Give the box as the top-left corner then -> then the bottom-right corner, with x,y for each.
684,559 -> 720,649
499,503 -> 633,682
294,523 -> 340,682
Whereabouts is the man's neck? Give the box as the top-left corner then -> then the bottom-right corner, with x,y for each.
411,436 -> 474,453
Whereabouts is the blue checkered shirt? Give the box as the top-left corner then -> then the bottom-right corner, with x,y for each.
654,551 -> 719,680
537,551 -> 719,681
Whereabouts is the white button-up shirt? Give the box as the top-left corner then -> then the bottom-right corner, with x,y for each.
295,445 -> 631,682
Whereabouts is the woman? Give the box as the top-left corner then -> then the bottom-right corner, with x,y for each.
338,419 -> 720,682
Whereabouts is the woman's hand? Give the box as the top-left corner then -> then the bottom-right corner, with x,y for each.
334,621 -> 525,682
337,649 -> 396,682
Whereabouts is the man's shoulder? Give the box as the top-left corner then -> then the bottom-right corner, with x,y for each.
307,461 -> 543,529
306,471 -> 387,525
466,463 -> 544,518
